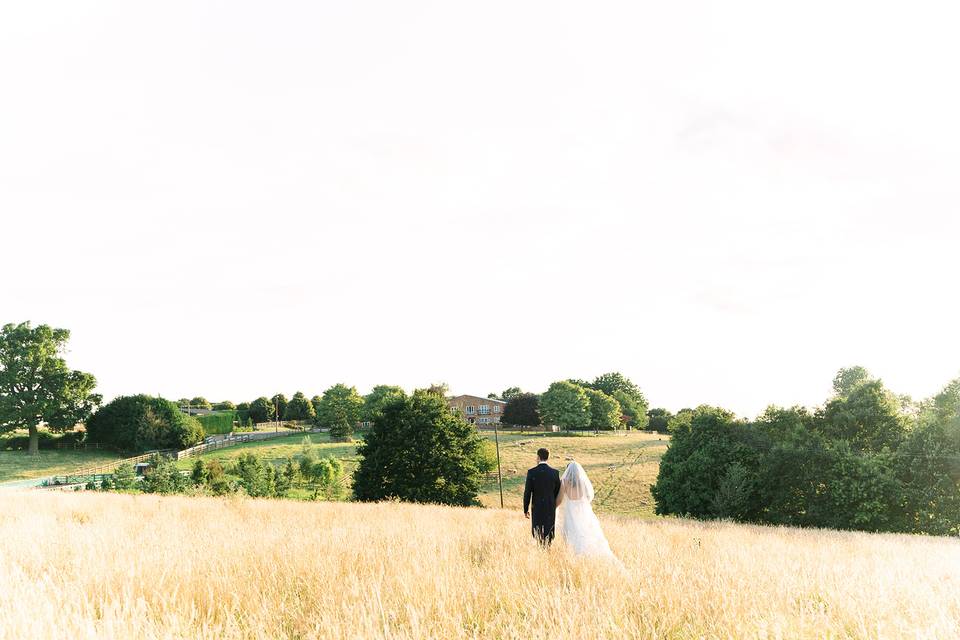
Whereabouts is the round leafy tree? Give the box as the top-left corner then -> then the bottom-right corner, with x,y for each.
248,396 -> 275,423
502,392 -> 541,428
584,387 -> 622,430
284,391 -> 316,422
316,383 -> 363,439
0,322 -> 101,455
86,395 -> 204,451
539,381 -> 590,429
353,389 -> 493,506
362,385 -> 407,424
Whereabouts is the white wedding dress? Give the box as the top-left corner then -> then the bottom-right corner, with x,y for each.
558,462 -> 618,561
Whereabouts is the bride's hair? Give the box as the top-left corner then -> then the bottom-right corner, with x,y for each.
562,461 -> 594,501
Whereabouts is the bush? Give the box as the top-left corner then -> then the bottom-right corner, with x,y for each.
111,463 -> 137,491
85,395 -> 204,452
234,453 -> 278,498
141,455 -> 189,494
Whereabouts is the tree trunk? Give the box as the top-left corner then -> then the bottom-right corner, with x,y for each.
28,424 -> 39,455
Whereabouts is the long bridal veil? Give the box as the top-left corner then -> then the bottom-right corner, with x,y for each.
559,462 -> 618,561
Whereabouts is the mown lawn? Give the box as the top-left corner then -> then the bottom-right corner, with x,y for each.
0,449 -> 124,483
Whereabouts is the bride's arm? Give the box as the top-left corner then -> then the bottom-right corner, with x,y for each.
555,480 -> 564,507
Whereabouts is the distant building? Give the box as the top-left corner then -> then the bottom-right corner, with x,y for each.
447,395 -> 507,427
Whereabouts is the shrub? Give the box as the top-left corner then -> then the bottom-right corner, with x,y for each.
234,453 -> 277,498
111,463 -> 137,491
141,455 -> 188,494
85,395 -> 204,452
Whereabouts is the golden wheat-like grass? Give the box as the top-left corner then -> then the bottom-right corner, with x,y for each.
1,492 -> 958,639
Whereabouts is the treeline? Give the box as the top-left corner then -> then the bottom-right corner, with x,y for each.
653,367 -> 960,535
492,372 -> 654,431
228,384 -> 406,440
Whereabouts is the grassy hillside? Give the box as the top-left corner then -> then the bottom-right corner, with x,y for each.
1,492 -> 957,639
478,430 -> 667,517
174,430 -> 667,516
0,449 -> 124,483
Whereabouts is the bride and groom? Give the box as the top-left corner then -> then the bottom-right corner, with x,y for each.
523,447 -> 617,560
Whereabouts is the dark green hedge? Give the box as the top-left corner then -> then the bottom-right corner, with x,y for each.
85,395 -> 204,452
197,411 -> 236,435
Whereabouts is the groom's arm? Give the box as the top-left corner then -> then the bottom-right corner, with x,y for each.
523,470 -> 532,518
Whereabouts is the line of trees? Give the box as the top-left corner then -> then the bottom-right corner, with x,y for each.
230,384 -> 407,441
652,367 -> 960,535
494,372 -> 650,432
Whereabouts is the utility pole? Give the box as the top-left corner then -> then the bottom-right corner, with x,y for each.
494,420 -> 504,508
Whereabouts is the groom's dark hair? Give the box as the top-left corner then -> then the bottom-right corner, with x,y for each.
537,448 -> 549,461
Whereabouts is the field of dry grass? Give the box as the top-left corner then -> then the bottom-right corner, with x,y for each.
479,430 -> 668,517
2,491 -> 958,639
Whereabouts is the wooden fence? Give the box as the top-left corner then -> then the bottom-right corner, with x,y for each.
175,428 -> 323,461
44,449 -> 175,486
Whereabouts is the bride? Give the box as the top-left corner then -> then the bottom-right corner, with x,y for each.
556,461 -> 618,561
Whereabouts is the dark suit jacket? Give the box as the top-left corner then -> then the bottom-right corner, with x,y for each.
523,463 -> 561,527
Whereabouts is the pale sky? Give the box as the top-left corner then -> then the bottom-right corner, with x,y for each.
2,1 -> 958,417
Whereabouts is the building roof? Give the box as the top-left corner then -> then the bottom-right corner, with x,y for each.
447,394 -> 507,405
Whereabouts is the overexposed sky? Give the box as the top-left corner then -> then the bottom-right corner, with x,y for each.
2,1 -> 958,417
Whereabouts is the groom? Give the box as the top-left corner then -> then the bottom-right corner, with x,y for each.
523,447 -> 562,545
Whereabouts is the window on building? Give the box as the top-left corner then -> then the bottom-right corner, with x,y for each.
479,417 -> 489,424
479,405 -> 490,415
466,405 -> 475,414
493,405 -> 501,413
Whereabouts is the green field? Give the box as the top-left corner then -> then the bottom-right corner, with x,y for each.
0,449 -> 124,483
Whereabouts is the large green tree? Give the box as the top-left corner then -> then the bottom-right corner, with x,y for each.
499,387 -> 524,402
316,383 -> 364,439
613,390 -> 648,430
539,381 -> 590,430
284,391 -> 316,422
646,408 -> 672,433
270,394 -> 288,421
353,390 -> 493,505
85,395 -> 203,451
0,322 -> 101,455
832,366 -> 873,397
362,385 -> 407,423
248,396 -> 275,423
817,380 -> 907,452
590,372 -> 647,406
584,387 -> 622,430
190,397 -> 212,410
502,392 -> 541,428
